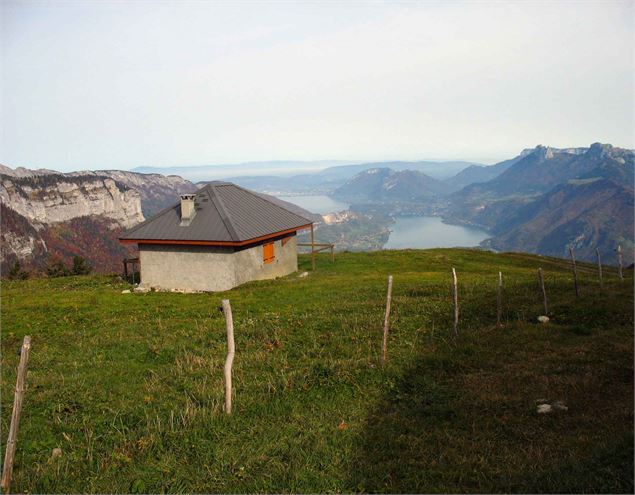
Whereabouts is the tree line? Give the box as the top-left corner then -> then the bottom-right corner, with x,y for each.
6,256 -> 92,280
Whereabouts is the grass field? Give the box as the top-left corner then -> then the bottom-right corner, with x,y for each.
1,249 -> 633,493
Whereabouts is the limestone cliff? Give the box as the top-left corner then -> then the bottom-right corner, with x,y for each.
1,203 -> 48,268
0,171 -> 145,273
70,170 -> 197,217
0,174 -> 144,229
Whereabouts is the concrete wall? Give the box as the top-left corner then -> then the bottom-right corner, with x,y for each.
138,234 -> 298,292
234,235 -> 298,286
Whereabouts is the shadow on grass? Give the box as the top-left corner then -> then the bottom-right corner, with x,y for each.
345,328 -> 634,494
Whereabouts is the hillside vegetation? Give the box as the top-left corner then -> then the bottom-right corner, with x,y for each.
1,249 -> 633,493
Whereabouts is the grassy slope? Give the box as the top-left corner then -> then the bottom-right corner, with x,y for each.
1,249 -> 633,493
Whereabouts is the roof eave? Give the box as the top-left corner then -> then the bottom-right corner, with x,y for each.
118,223 -> 313,247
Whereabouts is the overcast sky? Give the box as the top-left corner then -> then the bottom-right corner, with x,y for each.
1,0 -> 633,172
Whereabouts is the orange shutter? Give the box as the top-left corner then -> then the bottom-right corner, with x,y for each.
263,242 -> 275,263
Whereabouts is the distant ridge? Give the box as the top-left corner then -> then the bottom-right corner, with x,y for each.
132,159 -> 485,184
131,160 -> 359,181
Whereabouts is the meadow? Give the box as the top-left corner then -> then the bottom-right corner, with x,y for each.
1,249 -> 633,493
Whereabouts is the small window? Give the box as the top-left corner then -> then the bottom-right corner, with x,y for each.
263,242 -> 275,264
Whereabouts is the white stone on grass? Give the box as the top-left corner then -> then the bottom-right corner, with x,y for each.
121,289 -> 131,294
537,315 -> 550,324
536,400 -> 568,413
537,404 -> 553,414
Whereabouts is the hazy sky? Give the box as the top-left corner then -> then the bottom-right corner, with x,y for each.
1,0 -> 633,172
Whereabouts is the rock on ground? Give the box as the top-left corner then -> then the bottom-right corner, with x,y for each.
537,404 -> 553,413
536,399 -> 568,413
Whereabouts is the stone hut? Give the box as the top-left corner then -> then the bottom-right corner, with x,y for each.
119,181 -> 312,291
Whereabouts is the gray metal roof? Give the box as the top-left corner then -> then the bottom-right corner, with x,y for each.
120,181 -> 312,243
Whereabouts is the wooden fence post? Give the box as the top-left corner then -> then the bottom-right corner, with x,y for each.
310,223 -> 316,271
538,267 -> 549,315
617,245 -> 624,281
221,300 -> 235,415
1,336 -> 32,494
596,248 -> 604,289
569,246 -> 580,297
381,275 -> 393,365
452,268 -> 459,335
496,271 -> 503,327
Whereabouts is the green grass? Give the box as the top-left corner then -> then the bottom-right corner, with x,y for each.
1,249 -> 633,493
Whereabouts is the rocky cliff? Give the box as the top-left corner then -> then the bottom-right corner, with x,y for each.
0,174 -> 144,228
0,165 -> 198,218
0,164 -> 203,275
1,203 -> 48,267
70,170 -> 197,217
0,172 -> 145,273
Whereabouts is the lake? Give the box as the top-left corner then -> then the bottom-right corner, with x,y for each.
277,195 -> 349,215
275,195 -> 491,249
384,216 -> 490,249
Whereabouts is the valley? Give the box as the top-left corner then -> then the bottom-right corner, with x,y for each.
1,142 -> 633,276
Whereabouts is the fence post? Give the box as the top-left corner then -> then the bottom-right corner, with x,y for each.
617,245 -> 624,281
1,336 -> 32,494
221,300 -> 235,414
452,268 -> 459,335
569,246 -> 580,297
496,271 -> 503,327
310,223 -> 316,271
596,248 -> 604,289
538,267 -> 549,315
381,275 -> 393,365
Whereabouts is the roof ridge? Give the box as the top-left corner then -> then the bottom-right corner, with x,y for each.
120,180 -> 314,243
229,182 -> 313,223
205,184 -> 240,241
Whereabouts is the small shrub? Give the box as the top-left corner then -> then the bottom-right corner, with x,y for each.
45,257 -> 70,278
71,256 -> 92,275
7,260 -> 29,280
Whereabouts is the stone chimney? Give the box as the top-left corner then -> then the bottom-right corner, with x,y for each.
180,194 -> 196,226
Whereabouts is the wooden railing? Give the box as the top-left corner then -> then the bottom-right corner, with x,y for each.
297,242 -> 335,264
298,223 -> 335,270
123,257 -> 140,284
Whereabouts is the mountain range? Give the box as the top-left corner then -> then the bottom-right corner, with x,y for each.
332,168 -> 447,203
221,160 -> 481,195
1,142 -> 632,274
334,143 -> 633,263
132,160 -> 357,182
